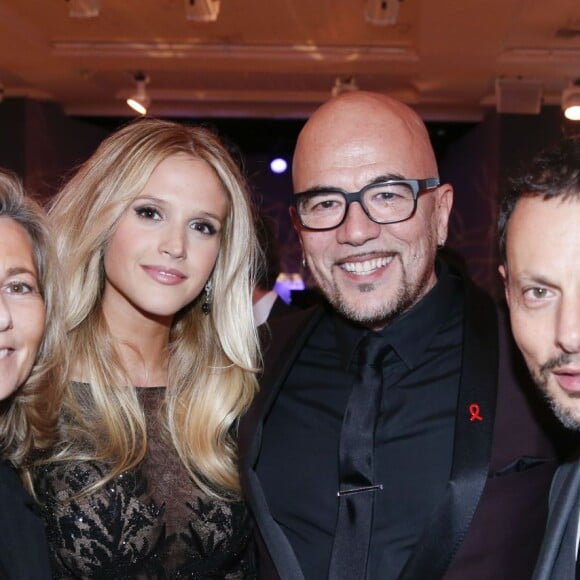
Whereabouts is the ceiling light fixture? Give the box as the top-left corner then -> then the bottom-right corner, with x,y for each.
185,0 -> 220,22
562,81 -> 580,121
364,0 -> 401,26
331,76 -> 359,97
270,158 -> 288,174
126,72 -> 150,116
67,0 -> 101,18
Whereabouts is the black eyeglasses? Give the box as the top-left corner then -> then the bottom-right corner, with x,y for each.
293,178 -> 440,231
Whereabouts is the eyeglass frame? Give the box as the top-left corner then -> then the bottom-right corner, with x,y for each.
292,178 -> 441,231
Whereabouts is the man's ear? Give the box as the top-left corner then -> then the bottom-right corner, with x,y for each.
498,264 -> 510,305
289,205 -> 301,232
435,183 -> 453,246
289,204 -> 306,250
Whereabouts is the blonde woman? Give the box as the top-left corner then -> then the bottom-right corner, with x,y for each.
0,169 -> 63,579
34,119 -> 260,578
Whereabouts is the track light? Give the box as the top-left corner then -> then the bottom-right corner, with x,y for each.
67,0 -> 101,18
126,72 -> 150,116
563,81 -> 580,121
364,0 -> 401,26
331,77 -> 359,97
185,0 -> 220,22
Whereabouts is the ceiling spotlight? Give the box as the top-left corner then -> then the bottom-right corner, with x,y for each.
331,77 -> 359,97
563,81 -> 580,121
364,0 -> 401,26
67,0 -> 101,18
126,72 -> 150,116
185,0 -> 220,22
270,158 -> 288,174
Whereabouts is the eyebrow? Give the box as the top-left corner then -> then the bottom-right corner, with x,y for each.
196,210 -> 225,223
5,266 -> 37,278
514,272 -> 557,287
296,173 -> 406,194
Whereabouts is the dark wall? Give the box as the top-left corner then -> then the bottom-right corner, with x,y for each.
498,107 -> 574,186
0,98 -> 108,203
440,110 -> 501,294
244,151 -> 302,277
440,105 -> 580,298
0,99 -> 27,178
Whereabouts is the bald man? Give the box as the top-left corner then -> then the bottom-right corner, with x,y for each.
239,92 -> 565,580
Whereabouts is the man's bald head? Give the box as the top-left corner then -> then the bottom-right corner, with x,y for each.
293,92 -> 438,191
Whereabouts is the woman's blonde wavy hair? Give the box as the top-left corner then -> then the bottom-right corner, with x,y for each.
0,169 -> 65,473
47,118 -> 260,498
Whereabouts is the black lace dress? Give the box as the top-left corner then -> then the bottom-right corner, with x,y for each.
34,387 -> 255,579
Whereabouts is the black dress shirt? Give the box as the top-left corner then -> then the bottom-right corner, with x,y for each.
256,262 -> 464,579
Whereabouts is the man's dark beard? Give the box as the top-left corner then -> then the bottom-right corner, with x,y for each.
334,257 -> 435,329
336,282 -> 418,329
535,353 -> 580,431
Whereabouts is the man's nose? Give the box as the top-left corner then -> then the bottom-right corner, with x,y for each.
335,202 -> 381,246
556,296 -> 580,354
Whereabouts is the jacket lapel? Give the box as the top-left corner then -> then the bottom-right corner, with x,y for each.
399,278 -> 498,580
239,305 -> 324,580
532,458 -> 580,580
241,305 -> 324,464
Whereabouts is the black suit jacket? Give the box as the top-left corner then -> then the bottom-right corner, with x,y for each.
268,297 -> 296,320
239,274 -> 568,580
532,454 -> 580,579
0,460 -> 51,580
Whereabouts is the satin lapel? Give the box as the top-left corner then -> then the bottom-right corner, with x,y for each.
532,459 -> 580,580
399,279 -> 498,580
239,305 -> 324,580
241,305 -> 324,466
269,297 -> 293,318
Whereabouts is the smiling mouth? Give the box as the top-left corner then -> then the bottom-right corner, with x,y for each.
0,348 -> 14,360
340,256 -> 393,275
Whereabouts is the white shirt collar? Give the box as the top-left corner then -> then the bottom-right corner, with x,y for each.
253,290 -> 279,326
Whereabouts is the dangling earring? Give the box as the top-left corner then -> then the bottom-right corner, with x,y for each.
202,280 -> 212,315
301,253 -> 307,269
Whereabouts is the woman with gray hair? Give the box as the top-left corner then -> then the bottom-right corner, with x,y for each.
0,169 -> 63,579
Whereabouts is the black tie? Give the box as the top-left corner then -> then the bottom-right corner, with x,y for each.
328,332 -> 387,580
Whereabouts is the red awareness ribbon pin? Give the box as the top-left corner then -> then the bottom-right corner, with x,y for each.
469,403 -> 483,422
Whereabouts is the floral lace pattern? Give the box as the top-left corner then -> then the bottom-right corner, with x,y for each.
34,387 -> 255,579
